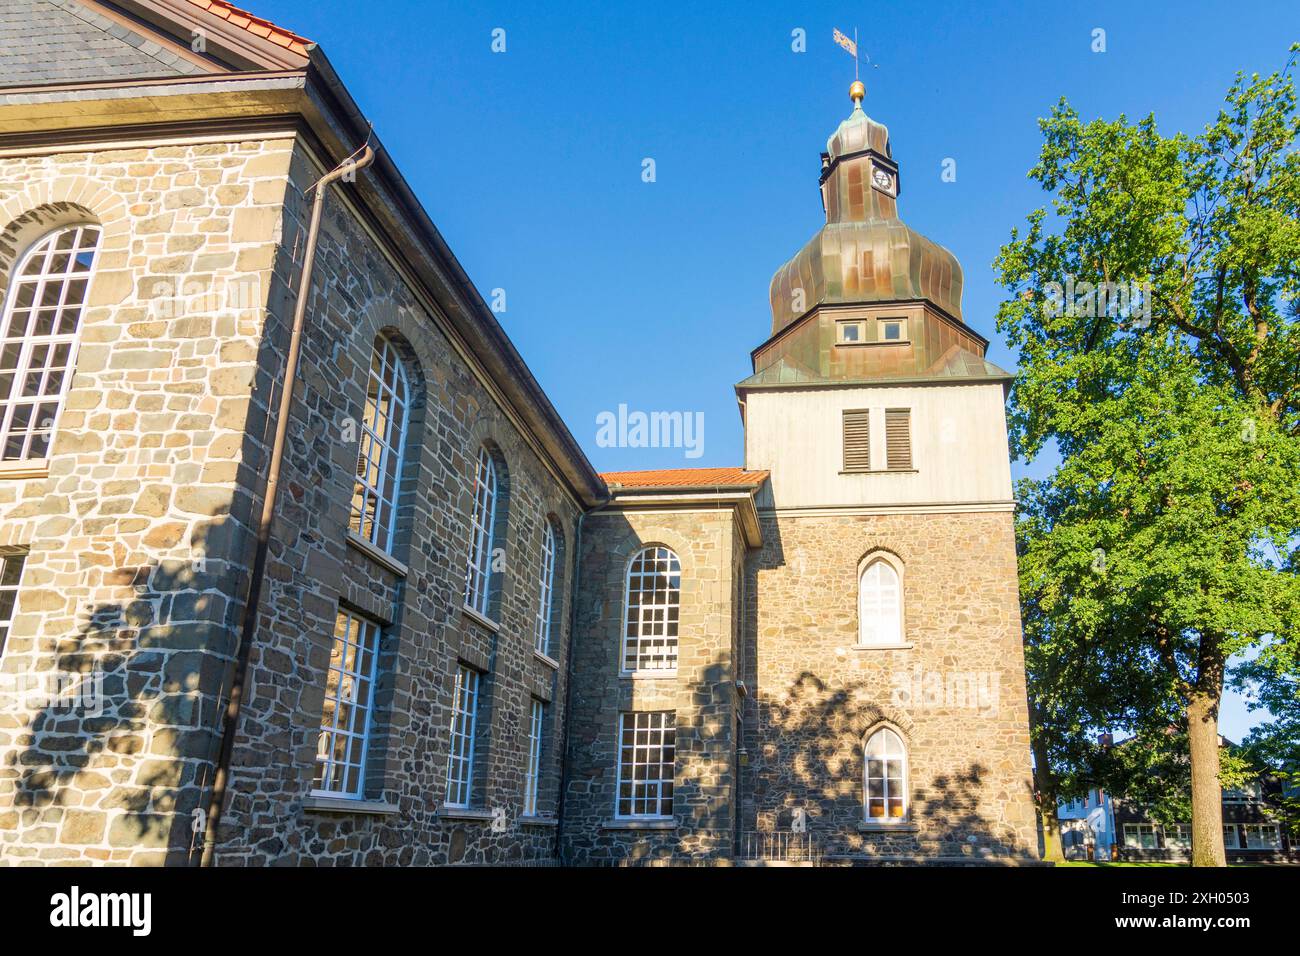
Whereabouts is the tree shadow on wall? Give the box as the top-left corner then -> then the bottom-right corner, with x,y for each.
749,670 -> 1036,863
5,528 -> 233,865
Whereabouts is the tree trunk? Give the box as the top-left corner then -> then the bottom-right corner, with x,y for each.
1188,686 -> 1226,867
1028,703 -> 1064,863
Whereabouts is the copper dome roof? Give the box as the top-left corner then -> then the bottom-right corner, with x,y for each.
768,99 -> 964,335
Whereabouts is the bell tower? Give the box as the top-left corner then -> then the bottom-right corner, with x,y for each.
739,83 -> 1015,510
735,84 -> 1039,862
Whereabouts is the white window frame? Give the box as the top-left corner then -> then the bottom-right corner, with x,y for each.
1242,824 -> 1280,850
836,319 -> 866,344
0,551 -> 26,658
1163,823 -> 1192,850
1123,823 -> 1158,849
877,316 -> 908,343
464,447 -> 498,618
350,334 -> 410,554
1223,823 -> 1240,849
859,555 -> 903,645
621,546 -> 681,673
535,522 -> 557,657
615,711 -> 676,819
864,726 -> 908,822
0,223 -> 100,462
445,664 -> 480,808
523,698 -> 545,816
313,609 -> 382,799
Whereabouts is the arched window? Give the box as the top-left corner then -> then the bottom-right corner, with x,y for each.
859,556 -> 902,645
535,521 -> 558,657
0,223 -> 100,460
864,727 -> 908,822
350,333 -> 409,553
464,446 -> 498,617
622,546 -> 680,673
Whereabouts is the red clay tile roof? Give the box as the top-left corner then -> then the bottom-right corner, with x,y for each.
600,468 -> 769,490
184,0 -> 314,56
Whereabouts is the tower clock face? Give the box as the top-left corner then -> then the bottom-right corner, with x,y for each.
872,166 -> 896,196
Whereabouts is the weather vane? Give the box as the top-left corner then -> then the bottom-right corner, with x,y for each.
833,27 -> 879,104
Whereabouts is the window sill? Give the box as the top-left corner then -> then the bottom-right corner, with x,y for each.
602,818 -> 677,831
839,469 -> 919,476
836,340 -> 911,348
0,458 -> 49,480
519,814 -> 559,828
619,669 -> 678,680
857,821 -> 918,833
461,604 -> 500,633
437,806 -> 494,822
534,649 -> 560,669
302,794 -> 399,816
851,642 -> 914,651
346,531 -> 409,577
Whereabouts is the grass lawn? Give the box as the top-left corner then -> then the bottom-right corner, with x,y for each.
1058,861 -> 1185,867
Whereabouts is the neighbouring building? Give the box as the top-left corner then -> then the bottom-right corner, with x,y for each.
0,0 -> 1039,866
1056,737 -> 1299,864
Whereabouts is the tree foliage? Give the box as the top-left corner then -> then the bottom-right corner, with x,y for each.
998,45 -> 1300,861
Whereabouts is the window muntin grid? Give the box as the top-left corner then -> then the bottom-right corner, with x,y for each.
445,664 -> 480,807
1123,823 -> 1158,849
535,523 -> 557,656
0,224 -> 100,461
1164,823 -> 1192,850
464,448 -> 497,617
622,546 -> 681,672
864,727 -> 907,821
615,711 -> 675,819
350,334 -> 409,554
313,610 -> 381,798
523,698 -> 545,815
859,558 -> 902,645
0,552 -> 26,657
1243,824 -> 1280,849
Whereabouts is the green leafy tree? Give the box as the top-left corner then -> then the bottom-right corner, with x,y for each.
998,45 -> 1300,866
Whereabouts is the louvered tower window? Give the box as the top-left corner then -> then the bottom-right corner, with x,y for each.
842,408 -> 871,472
885,408 -> 912,470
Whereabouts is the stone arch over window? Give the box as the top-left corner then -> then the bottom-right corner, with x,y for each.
858,549 -> 906,646
862,723 -> 909,823
535,515 -> 565,658
464,440 -> 509,619
350,330 -> 419,555
621,543 -> 682,673
0,219 -> 103,461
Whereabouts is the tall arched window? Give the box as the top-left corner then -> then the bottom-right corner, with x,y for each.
622,546 -> 680,673
0,223 -> 100,460
864,727 -> 908,822
350,333 -> 409,553
859,557 -> 903,645
535,521 -> 558,657
464,446 -> 498,617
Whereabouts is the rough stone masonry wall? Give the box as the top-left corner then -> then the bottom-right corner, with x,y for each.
740,510 -> 1039,863
563,507 -> 740,865
0,138 -> 291,865
211,139 -> 580,865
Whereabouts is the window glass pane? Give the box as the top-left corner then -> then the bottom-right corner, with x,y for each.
0,225 -> 100,461
464,449 -> 498,616
313,609 -> 381,797
615,712 -> 675,818
445,665 -> 481,807
622,547 -> 680,671
349,335 -> 409,553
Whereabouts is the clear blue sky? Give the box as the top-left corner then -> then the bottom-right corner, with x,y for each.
251,0 -> 1296,739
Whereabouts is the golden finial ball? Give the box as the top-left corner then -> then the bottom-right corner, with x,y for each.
849,80 -> 866,103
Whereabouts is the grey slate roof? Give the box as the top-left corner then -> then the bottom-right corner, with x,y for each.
0,0 -> 207,87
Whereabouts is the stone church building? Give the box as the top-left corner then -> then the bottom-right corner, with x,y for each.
0,1 -> 1038,865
